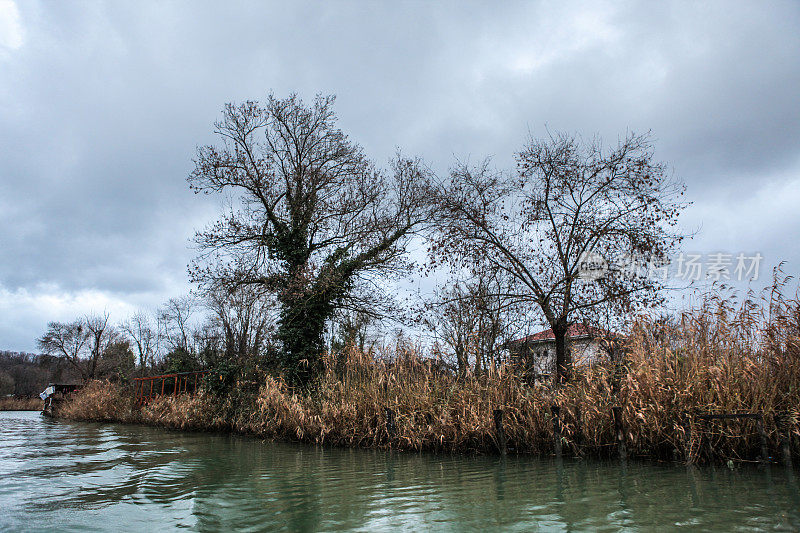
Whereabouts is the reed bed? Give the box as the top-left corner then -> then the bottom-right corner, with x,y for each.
59,282 -> 800,464
57,380 -> 136,422
0,396 -> 42,411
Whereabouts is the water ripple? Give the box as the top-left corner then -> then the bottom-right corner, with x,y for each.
1,411 -> 799,531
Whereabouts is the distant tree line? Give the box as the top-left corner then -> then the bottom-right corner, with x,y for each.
29,288 -> 278,387
0,351 -> 80,397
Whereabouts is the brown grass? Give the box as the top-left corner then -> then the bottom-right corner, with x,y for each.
59,279 -> 800,464
57,380 -> 136,422
0,396 -> 42,411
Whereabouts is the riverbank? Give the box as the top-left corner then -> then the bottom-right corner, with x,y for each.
57,289 -> 800,464
0,397 -> 41,411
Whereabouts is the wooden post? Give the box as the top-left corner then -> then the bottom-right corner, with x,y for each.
384,407 -> 396,439
551,404 -> 562,458
682,411 -> 693,464
161,377 -> 165,396
703,417 -> 714,461
757,414 -> 769,464
494,409 -> 507,456
612,406 -> 627,461
775,413 -> 793,468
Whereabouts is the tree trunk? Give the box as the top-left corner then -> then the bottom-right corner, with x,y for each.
276,295 -> 329,389
456,345 -> 468,378
553,325 -> 572,387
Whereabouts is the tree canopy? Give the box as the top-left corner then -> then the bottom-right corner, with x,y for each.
189,94 -> 433,387
431,131 -> 687,384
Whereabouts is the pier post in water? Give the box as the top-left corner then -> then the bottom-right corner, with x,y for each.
551,404 -> 562,458
384,407 -> 396,439
493,409 -> 507,456
612,406 -> 627,461
775,413 -> 793,468
682,411 -> 693,463
757,414 -> 769,464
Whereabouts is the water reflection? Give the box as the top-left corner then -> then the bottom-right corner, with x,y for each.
1,411 -> 798,531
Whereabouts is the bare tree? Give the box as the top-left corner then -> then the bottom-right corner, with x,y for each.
424,282 -> 477,376
432,131 -> 686,385
423,268 -> 521,376
37,313 -> 120,382
158,297 -> 195,354
189,93 -> 433,387
37,320 -> 91,382
121,310 -> 159,374
84,313 -> 119,381
330,308 -> 374,354
204,286 -> 276,363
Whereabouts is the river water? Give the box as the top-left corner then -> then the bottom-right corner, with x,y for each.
1,410 -> 799,531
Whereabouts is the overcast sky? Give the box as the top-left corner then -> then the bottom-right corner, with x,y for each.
1,1 -> 799,352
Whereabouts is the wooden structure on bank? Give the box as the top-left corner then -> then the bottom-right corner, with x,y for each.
40,383 -> 81,416
134,371 -> 208,406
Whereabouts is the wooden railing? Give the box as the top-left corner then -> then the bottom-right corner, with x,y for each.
134,371 -> 208,406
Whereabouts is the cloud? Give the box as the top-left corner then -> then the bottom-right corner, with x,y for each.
0,283 -> 139,351
0,1 -> 799,351
0,0 -> 23,50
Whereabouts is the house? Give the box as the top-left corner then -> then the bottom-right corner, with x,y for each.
506,324 -> 611,380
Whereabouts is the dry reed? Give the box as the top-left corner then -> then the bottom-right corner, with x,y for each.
0,396 -> 42,411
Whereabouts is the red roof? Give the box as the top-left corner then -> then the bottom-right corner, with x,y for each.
508,324 -> 607,346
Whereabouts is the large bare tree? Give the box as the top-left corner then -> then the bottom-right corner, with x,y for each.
432,132 -> 686,385
37,320 -> 90,382
38,312 -> 119,383
189,94 -> 432,387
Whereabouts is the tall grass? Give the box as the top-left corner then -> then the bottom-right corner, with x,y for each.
60,279 -> 799,464
0,396 -> 42,411
58,380 -> 136,422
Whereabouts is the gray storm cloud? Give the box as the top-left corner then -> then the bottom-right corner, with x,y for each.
1,0 -> 799,351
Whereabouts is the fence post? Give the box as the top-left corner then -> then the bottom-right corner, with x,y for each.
757,414 -> 769,464
612,406 -> 627,461
682,411 -> 693,464
776,413 -> 793,468
494,409 -> 507,456
384,407 -> 396,439
551,404 -> 562,458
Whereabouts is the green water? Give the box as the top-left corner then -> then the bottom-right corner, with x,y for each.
1,411 -> 798,532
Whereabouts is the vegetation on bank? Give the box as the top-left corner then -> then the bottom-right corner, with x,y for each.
0,396 -> 42,411
59,284 -> 800,465
33,93 -> 797,465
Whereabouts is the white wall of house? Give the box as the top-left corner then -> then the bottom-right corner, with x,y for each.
527,337 -> 604,375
